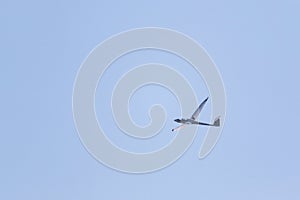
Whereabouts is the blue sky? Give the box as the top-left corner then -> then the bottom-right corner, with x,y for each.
1,0 -> 300,199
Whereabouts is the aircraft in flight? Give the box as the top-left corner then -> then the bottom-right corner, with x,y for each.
172,97 -> 220,131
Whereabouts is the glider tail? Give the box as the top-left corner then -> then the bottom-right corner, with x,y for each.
213,116 -> 220,127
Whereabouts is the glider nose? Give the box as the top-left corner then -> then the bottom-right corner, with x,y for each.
174,119 -> 180,123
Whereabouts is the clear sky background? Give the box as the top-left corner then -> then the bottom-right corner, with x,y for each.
1,0 -> 300,199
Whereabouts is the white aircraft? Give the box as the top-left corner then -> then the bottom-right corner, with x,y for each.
172,97 -> 220,131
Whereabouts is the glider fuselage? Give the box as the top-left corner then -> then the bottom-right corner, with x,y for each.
174,118 -> 199,124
